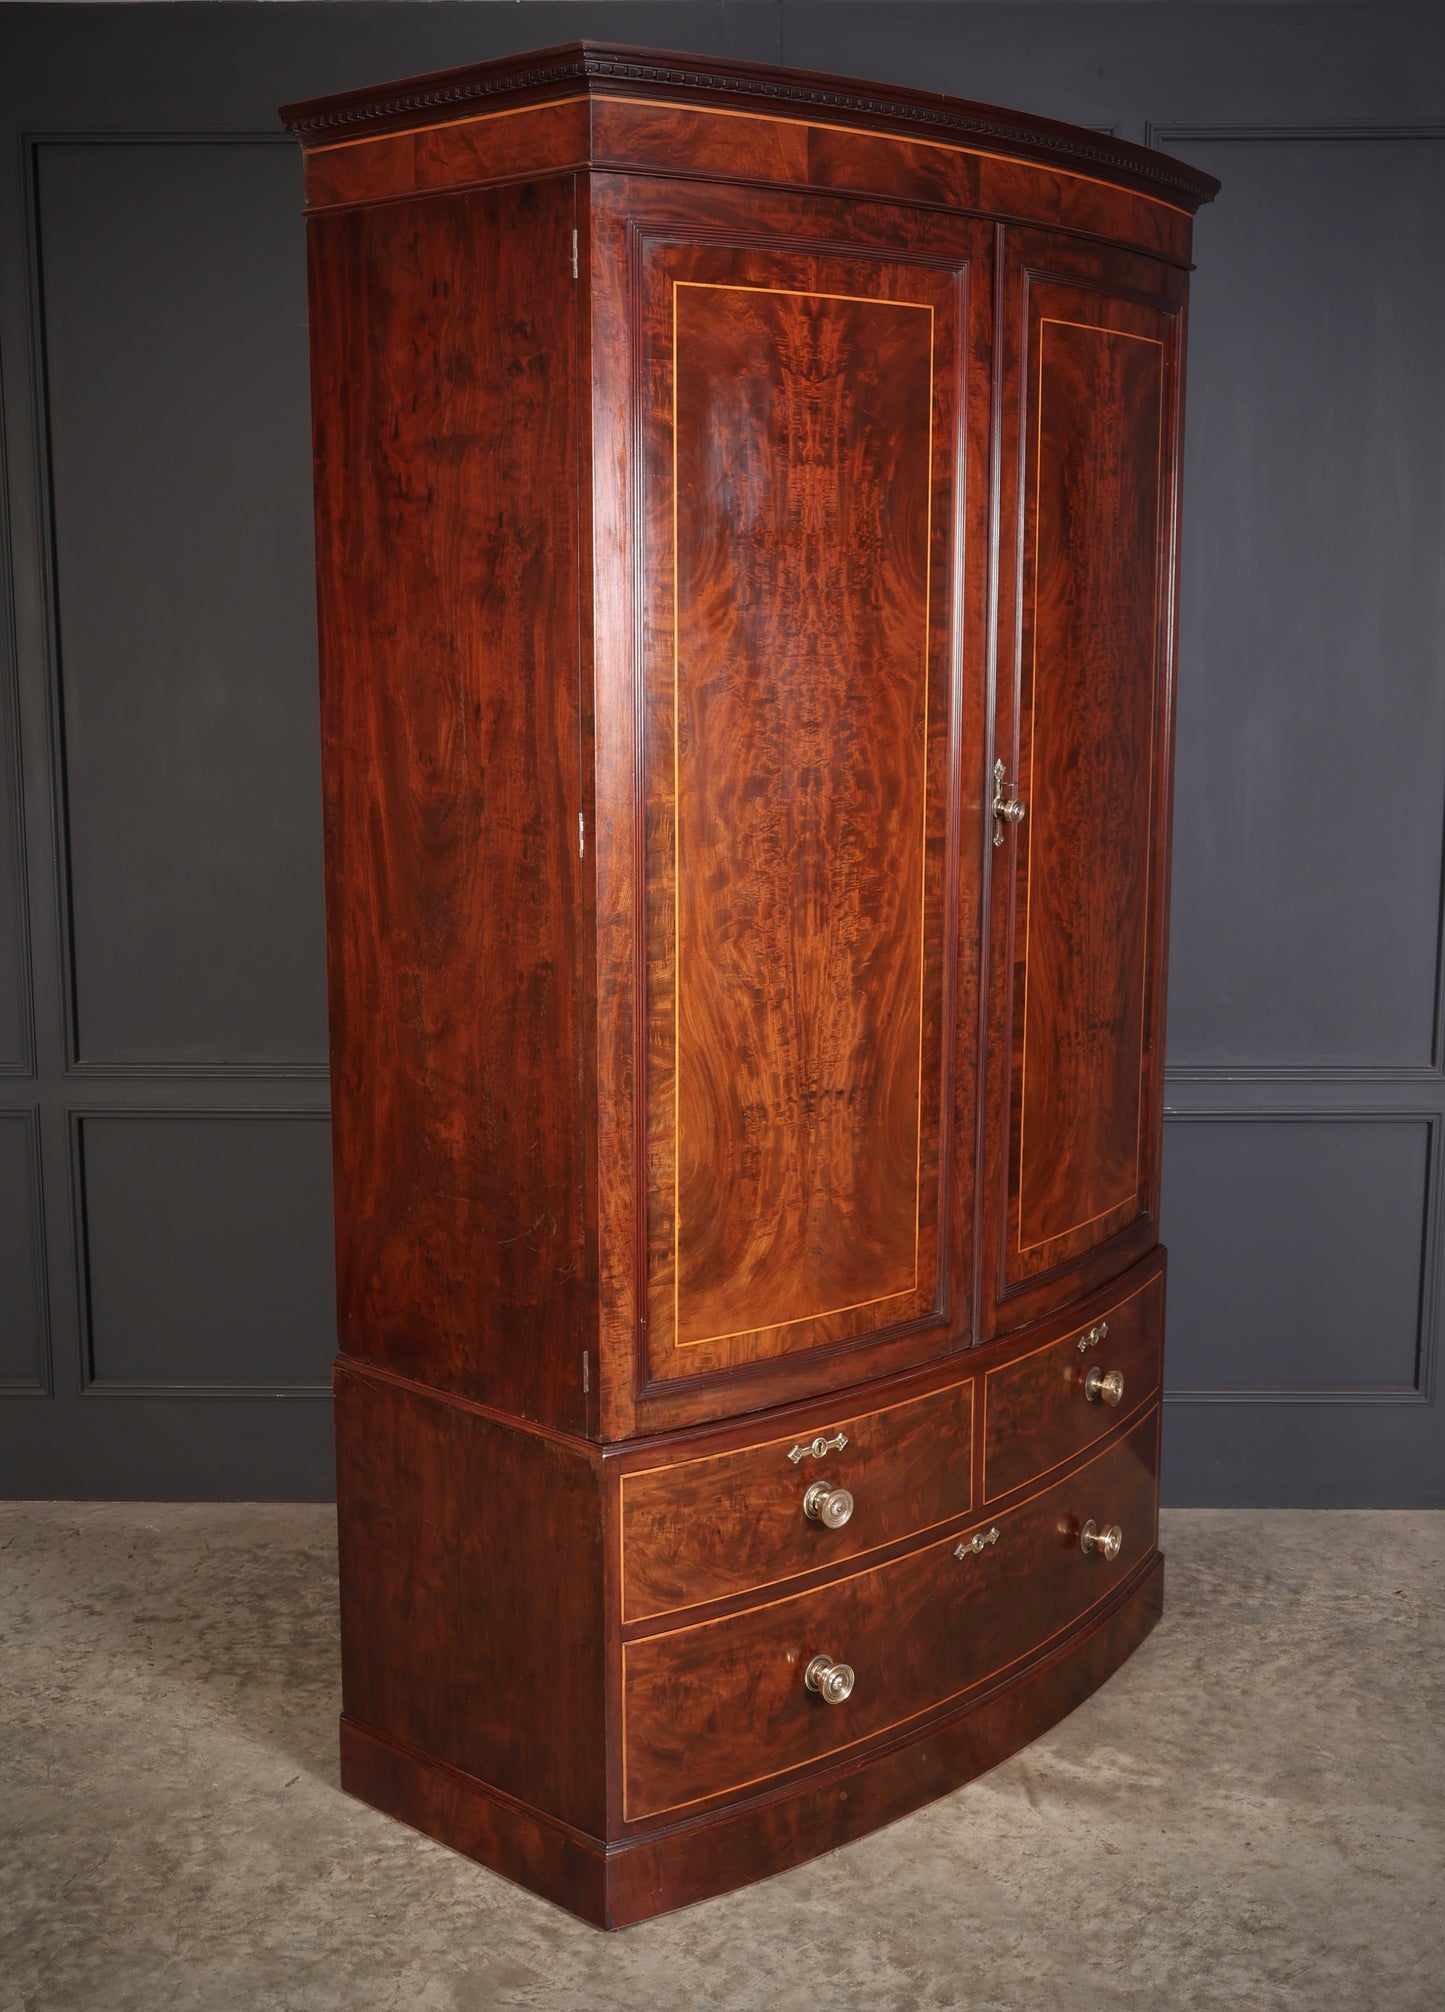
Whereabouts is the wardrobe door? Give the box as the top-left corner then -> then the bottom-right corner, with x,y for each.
984,232 -> 1187,1331
589,180 -> 992,1426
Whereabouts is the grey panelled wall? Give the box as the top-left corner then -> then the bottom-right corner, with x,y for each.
0,2 -> 1442,1504
1168,134 -> 1445,1076
1158,121 -> 1445,1503
37,139 -> 328,1072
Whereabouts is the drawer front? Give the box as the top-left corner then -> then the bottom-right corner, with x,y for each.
983,1269 -> 1163,1502
620,1378 -> 973,1623
622,1407 -> 1158,1821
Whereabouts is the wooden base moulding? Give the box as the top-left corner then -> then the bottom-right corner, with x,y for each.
339,1556 -> 1163,1930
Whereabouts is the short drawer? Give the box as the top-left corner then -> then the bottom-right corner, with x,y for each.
982,1269 -> 1164,1502
619,1377 -> 973,1623
622,1406 -> 1159,1822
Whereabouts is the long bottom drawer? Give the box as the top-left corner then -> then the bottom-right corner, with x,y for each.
622,1407 -> 1159,1822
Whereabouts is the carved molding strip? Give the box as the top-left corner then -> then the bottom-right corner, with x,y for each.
280,44 -> 1219,209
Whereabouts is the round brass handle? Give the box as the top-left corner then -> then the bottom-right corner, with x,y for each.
1084,1367 -> 1125,1407
804,1654 -> 856,1704
998,797 -> 1026,825
1080,1519 -> 1123,1562
803,1480 -> 855,1529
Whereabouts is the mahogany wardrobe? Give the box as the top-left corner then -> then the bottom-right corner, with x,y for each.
282,43 -> 1217,1928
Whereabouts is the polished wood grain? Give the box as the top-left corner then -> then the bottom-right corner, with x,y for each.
629,204 -> 982,1408
608,1550 -> 1162,1921
340,1551 -> 1163,1928
621,1406 -> 1159,1821
291,46 -> 1208,1927
584,178 -> 993,1431
983,1261 -> 1164,1501
334,1365 -> 607,1834
983,232 -> 1187,1333
298,85 -> 1197,267
663,274 -> 936,1357
307,177 -> 588,1429
339,1714 -> 611,1924
281,41 -> 1218,214
589,102 -> 1197,265
795,119 -> 1193,263
619,1376 -> 973,1622
302,97 -> 589,212
1015,313 -> 1164,1260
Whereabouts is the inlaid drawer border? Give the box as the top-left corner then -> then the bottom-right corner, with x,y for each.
620,1405 -> 1161,1823
981,1275 -> 1159,1505
618,1378 -> 975,1626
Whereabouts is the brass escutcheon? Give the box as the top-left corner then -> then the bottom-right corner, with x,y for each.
788,1431 -> 848,1465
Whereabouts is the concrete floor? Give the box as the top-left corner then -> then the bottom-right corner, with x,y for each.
0,1507 -> 1440,2012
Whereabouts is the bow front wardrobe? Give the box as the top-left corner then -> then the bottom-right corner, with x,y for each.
282,44 -> 1217,1927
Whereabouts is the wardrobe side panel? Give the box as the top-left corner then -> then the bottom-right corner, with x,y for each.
306,178 -> 590,1430
336,1366 -> 608,1837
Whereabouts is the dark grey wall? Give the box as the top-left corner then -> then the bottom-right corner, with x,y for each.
1,2 -> 1441,1503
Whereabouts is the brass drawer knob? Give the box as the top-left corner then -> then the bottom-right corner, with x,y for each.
1083,1367 -> 1125,1407
1080,1519 -> 1123,1562
803,1480 -> 855,1529
804,1654 -> 855,1704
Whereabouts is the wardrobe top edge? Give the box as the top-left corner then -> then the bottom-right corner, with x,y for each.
278,39 -> 1219,214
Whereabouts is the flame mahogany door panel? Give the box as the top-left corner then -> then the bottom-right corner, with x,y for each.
984,232 -> 1187,1331
611,190 -> 992,1415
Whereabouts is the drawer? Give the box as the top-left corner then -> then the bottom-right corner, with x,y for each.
982,1269 -> 1163,1502
620,1377 -> 972,1623
622,1406 -> 1158,1821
